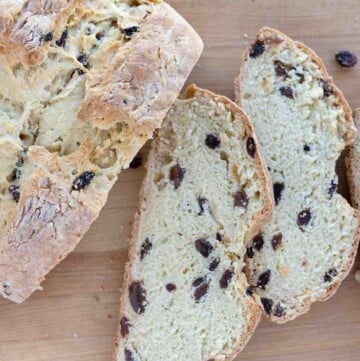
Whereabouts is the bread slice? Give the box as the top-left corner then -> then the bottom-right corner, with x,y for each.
114,85 -> 273,361
346,109 -> 360,208
235,27 -> 360,323
0,0 -> 203,303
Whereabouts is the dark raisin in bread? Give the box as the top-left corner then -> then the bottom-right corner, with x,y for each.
235,27 -> 360,323
115,85 -> 273,361
0,0 -> 203,303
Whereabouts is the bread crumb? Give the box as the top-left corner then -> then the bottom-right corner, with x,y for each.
277,263 -> 290,277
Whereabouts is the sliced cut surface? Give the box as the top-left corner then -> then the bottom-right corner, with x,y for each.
346,109 -> 360,209
236,27 -> 360,323
115,85 -> 273,361
0,0 -> 203,303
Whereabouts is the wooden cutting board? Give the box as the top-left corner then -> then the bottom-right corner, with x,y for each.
1,1 -> 359,360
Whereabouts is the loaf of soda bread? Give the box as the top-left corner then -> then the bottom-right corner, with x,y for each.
0,0 -> 203,303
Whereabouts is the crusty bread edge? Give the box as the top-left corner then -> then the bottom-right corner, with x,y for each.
113,84 -> 275,361
235,27 -> 360,323
345,109 -> 360,209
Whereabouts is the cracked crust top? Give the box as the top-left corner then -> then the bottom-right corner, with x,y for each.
0,0 -> 203,303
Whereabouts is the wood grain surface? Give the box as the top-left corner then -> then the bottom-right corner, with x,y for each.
1,1 -> 360,360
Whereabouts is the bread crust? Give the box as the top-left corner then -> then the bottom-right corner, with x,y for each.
235,27 -> 360,323
0,1 -> 203,303
78,3 -> 204,131
346,109 -> 360,208
114,85 -> 274,361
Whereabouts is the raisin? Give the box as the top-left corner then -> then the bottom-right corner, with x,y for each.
253,234 -> 264,251
129,154 -> 142,169
271,233 -> 283,251
246,247 -> 254,258
2,282 -> 11,296
274,60 -> 288,77
273,182 -> 284,205
257,270 -> 271,290
209,258 -> 220,271
43,32 -> 53,41
297,208 -> 311,227
9,185 -> 20,203
140,238 -> 152,260
8,168 -> 20,182
335,50 -> 358,68
77,53 -> 89,75
128,281 -> 146,314
166,283 -> 176,292
195,239 -> 213,257
122,26 -> 139,40
205,134 -> 221,149
96,31 -> 105,40
72,171 -> 95,191
261,297 -> 273,314
120,316 -> 130,337
216,232 -> 222,242
303,144 -> 311,152
234,190 -> 248,208
246,137 -> 256,158
273,303 -> 286,317
279,86 -> 294,99
321,80 -> 333,97
198,198 -> 211,215
169,164 -> 185,189
194,282 -> 209,302
249,40 -> 265,58
77,53 -> 89,67
328,179 -> 337,199
324,268 -> 337,282
219,269 -> 234,289
246,287 -> 254,296
192,277 -> 205,287
124,348 -> 135,361
295,72 -> 305,83
55,29 -> 68,47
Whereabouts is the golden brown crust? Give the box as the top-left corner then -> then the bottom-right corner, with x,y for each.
235,27 -> 360,323
78,3 -> 203,131
114,85 -> 274,361
0,146 -> 111,303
